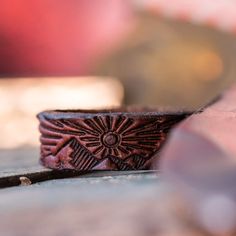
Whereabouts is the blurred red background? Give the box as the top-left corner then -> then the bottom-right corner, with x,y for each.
0,0 -> 133,76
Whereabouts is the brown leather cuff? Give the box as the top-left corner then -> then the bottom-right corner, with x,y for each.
37,108 -> 190,171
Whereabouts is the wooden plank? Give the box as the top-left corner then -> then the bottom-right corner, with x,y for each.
0,149 -> 163,236
0,172 -> 164,236
0,148 -> 155,188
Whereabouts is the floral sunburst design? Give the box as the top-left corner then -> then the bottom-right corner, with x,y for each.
73,115 -> 164,159
39,114 -> 170,161
39,111 -> 189,170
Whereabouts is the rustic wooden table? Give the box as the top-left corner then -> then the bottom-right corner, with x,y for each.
0,148 -> 166,236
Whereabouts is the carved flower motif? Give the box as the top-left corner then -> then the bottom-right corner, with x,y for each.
40,114 -> 166,160
77,115 -> 162,158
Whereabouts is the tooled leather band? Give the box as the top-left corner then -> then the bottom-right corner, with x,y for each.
37,109 -> 190,171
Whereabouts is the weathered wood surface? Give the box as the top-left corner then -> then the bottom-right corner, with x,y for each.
0,171 -> 165,236
0,148 -> 170,236
0,148 -> 154,188
0,148 -> 51,187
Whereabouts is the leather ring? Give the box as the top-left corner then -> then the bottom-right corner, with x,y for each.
37,108 -> 190,171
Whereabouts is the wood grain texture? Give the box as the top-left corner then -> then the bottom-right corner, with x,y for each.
0,173 -> 160,236
0,148 -> 154,188
0,148 -> 166,236
0,149 -> 217,235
